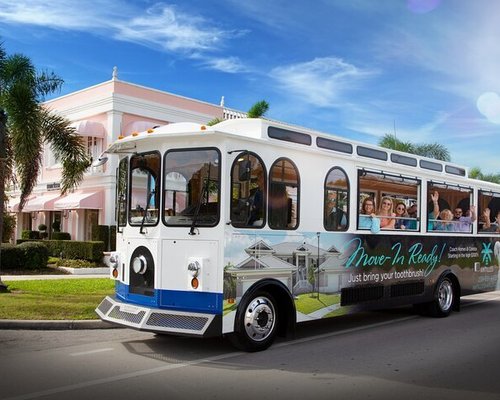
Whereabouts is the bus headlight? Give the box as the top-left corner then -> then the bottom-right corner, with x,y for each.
187,257 -> 203,290
187,260 -> 200,277
108,253 -> 121,280
132,255 -> 148,275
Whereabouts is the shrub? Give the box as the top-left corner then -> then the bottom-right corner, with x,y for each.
56,259 -> 101,268
21,230 -> 40,240
0,243 -> 23,268
52,232 -> 71,240
46,240 -> 105,262
52,220 -> 61,232
92,225 -> 117,251
38,224 -> 47,231
17,241 -> 49,269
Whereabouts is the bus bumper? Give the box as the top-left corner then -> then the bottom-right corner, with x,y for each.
96,296 -> 220,337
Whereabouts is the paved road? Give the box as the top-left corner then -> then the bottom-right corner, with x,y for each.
1,291 -> 500,400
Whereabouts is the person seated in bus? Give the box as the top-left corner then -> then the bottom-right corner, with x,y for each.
394,202 -> 409,230
452,205 -> 476,232
325,191 -> 347,230
481,208 -> 500,232
434,209 -> 454,231
358,197 -> 380,233
406,203 -> 418,230
247,171 -> 264,225
428,191 -> 440,230
378,196 -> 395,229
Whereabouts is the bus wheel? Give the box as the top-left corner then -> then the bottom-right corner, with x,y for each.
427,276 -> 454,317
230,291 -> 278,352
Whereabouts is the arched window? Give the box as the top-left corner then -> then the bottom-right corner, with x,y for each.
269,158 -> 299,230
230,152 -> 266,228
324,167 -> 349,231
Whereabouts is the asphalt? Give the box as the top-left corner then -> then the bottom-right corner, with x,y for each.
0,273 -> 119,330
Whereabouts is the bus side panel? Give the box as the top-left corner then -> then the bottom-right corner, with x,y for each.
222,230 -> 500,333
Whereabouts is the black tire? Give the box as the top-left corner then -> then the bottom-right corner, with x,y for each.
426,276 -> 454,317
229,290 -> 278,352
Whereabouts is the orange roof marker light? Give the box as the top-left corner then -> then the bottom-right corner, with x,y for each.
132,131 -> 139,137
147,128 -> 154,133
201,125 -> 207,131
118,135 -> 124,140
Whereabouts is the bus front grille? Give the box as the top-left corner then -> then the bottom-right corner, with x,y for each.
147,313 -> 209,331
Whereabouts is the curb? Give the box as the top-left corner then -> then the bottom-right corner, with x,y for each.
0,319 -> 120,330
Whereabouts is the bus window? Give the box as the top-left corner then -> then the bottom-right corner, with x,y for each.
478,191 -> 500,233
427,183 -> 474,233
163,148 -> 220,227
324,167 -> 348,231
116,157 -> 128,231
231,152 -> 266,228
269,158 -> 299,230
358,170 -> 420,231
129,152 -> 161,226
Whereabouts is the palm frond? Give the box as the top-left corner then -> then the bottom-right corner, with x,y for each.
247,100 -> 269,118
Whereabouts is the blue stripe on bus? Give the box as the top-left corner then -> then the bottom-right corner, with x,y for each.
115,281 -> 222,314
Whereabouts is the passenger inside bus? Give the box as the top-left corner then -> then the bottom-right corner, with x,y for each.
481,208 -> 500,232
247,171 -> 264,225
452,205 -> 476,232
358,197 -> 380,233
325,191 -> 347,230
378,196 -> 395,229
394,201 -> 409,230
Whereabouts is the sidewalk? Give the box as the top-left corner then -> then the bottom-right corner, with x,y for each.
0,273 -> 118,330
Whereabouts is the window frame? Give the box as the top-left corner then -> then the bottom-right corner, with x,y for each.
268,157 -> 300,230
162,147 -> 221,228
230,151 -> 267,229
323,166 -> 349,232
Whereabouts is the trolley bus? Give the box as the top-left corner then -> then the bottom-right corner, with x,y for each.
96,118 -> 500,351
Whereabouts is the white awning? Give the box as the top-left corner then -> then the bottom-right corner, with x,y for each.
23,193 -> 61,212
70,120 -> 105,138
54,190 -> 103,210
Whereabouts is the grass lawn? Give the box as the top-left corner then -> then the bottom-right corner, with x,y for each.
295,292 -> 341,314
0,279 -> 115,320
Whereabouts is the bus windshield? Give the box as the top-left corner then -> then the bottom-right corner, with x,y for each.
163,148 -> 220,227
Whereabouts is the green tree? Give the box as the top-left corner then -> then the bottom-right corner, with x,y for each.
0,43 -> 90,290
469,167 -> 500,184
379,133 -> 450,161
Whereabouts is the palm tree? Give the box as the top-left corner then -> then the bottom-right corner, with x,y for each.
379,133 -> 450,161
0,43 -> 90,290
469,167 -> 500,184
247,100 -> 269,118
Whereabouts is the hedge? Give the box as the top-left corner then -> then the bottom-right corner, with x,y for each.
0,244 -> 22,268
15,240 -> 105,262
21,230 -> 40,240
0,242 -> 48,269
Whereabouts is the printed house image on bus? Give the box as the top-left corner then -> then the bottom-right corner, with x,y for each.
95,117 -> 500,352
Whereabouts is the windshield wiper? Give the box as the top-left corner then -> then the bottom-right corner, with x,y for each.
140,189 -> 155,234
189,163 -> 211,235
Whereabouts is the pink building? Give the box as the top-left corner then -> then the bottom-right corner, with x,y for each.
6,68 -> 244,242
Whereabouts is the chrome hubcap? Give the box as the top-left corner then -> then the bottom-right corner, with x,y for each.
438,279 -> 453,312
244,296 -> 275,342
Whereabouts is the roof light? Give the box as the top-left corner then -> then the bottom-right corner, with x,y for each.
201,125 -> 207,130
147,128 -> 154,133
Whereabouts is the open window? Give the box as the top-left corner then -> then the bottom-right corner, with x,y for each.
427,182 -> 474,233
269,158 -> 299,230
230,152 -> 266,228
324,167 -> 349,231
478,190 -> 500,234
358,170 -> 420,231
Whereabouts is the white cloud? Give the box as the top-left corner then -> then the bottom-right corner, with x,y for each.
200,56 -> 249,74
0,1 -> 245,68
270,57 -> 377,108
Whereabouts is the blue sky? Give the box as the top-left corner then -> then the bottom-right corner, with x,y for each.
1,0 -> 500,172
